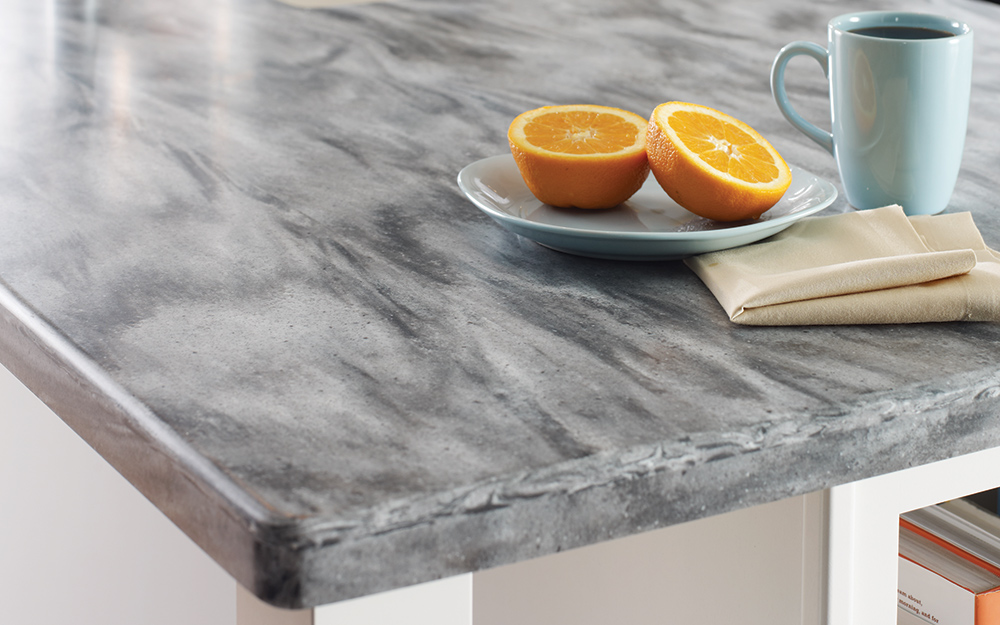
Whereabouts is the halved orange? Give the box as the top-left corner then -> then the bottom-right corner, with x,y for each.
508,104 -> 649,209
646,102 -> 792,221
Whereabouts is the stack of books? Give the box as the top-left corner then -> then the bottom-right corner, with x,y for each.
899,495 -> 1000,624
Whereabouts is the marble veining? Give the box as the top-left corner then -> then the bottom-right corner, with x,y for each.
1,0 -> 999,608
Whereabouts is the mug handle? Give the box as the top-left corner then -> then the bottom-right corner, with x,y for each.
770,42 -> 834,155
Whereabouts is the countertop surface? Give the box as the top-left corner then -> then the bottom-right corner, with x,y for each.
2,0 -> 1000,609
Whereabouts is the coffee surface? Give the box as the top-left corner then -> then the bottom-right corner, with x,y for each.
849,25 -> 955,39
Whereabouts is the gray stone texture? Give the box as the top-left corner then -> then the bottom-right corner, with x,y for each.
1,0 -> 999,609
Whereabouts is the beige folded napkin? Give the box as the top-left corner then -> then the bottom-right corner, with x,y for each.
684,205 -> 1000,325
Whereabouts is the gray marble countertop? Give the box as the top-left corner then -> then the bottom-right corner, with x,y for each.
2,0 -> 1000,609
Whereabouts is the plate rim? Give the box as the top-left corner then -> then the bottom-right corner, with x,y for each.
457,153 -> 838,242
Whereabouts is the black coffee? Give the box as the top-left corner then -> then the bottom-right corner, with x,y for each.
849,26 -> 956,40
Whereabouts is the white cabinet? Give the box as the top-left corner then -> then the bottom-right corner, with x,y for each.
826,448 -> 1000,625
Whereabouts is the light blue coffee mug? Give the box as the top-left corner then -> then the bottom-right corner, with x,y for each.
771,12 -> 973,215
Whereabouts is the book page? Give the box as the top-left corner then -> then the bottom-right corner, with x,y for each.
899,557 -> 974,624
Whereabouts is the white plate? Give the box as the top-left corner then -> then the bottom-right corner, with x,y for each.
457,154 -> 838,260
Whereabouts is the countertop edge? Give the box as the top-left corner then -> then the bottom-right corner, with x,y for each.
5,270 -> 1000,607
286,366 -> 1000,607
0,280 -> 305,602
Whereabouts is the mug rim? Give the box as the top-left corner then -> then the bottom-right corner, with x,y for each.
829,11 -> 972,39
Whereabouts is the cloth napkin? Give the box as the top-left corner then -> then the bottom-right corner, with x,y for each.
683,205 -> 1000,325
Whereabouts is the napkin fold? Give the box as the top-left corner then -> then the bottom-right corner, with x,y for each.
684,205 -> 1000,325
